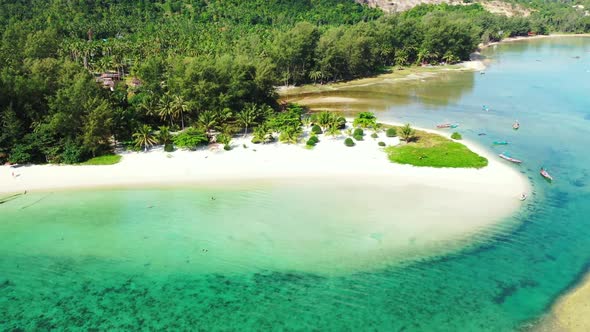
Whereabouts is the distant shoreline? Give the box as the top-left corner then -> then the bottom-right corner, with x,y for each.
479,33 -> 590,50
280,33 -> 590,100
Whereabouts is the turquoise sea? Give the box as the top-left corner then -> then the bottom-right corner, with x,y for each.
1,38 -> 589,331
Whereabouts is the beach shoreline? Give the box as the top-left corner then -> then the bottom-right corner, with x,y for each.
533,272 -> 590,332
0,121 -> 529,196
0,121 -> 532,274
1,121 -> 531,250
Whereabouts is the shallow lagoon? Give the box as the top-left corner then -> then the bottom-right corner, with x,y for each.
1,38 -> 590,330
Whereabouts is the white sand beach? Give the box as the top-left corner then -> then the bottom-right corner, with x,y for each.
1,122 -> 529,208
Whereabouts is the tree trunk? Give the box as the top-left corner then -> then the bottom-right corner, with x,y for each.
244,126 -> 248,137
181,112 -> 185,130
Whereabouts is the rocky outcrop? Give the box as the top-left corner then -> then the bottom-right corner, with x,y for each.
356,0 -> 531,16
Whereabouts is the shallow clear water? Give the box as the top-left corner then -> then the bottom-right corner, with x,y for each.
1,38 -> 590,331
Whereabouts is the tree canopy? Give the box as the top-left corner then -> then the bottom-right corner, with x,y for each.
0,0 -> 587,164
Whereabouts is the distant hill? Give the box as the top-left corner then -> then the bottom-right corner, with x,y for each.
356,0 -> 531,16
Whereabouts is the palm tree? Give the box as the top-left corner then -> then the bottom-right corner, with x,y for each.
442,52 -> 460,64
395,48 -> 410,67
254,124 -> 273,143
138,95 -> 158,118
279,127 -> 300,144
197,110 -> 218,139
170,95 -> 189,130
400,123 -> 416,142
325,125 -> 341,137
157,94 -> 174,127
158,126 -> 172,145
309,70 -> 323,84
301,115 -> 312,128
236,105 -> 257,137
313,111 -> 338,131
133,125 -> 158,152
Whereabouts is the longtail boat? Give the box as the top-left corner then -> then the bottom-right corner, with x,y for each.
450,124 -> 459,128
540,168 -> 553,181
493,141 -> 509,145
436,123 -> 451,128
499,154 -> 522,164
513,121 -> 520,130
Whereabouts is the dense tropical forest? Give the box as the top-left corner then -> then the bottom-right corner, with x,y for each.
1,0 -> 588,164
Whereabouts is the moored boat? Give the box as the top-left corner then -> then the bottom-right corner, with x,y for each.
499,153 -> 522,164
540,168 -> 553,181
513,121 -> 520,130
493,141 -> 509,145
437,123 -> 451,128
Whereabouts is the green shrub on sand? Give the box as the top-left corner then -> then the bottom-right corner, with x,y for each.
385,129 -> 487,168
386,128 -> 397,137
344,138 -> 355,147
311,125 -> 322,135
78,154 -> 122,165
306,135 -> 320,147
353,112 -> 377,128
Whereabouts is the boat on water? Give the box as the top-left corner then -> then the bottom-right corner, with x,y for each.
520,193 -> 528,201
513,121 -> 520,130
437,123 -> 451,128
540,168 -> 553,181
450,124 -> 459,128
499,153 -> 522,164
493,141 -> 509,145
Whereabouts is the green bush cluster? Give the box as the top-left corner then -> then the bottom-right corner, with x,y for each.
344,138 -> 355,147
311,125 -> 322,135
353,128 -> 364,136
164,144 -> 175,152
216,133 -> 232,145
371,133 -> 379,139
378,141 -> 386,147
174,128 -> 209,150
386,128 -> 397,137
353,112 -> 377,128
451,132 -> 462,140
306,135 -> 320,147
